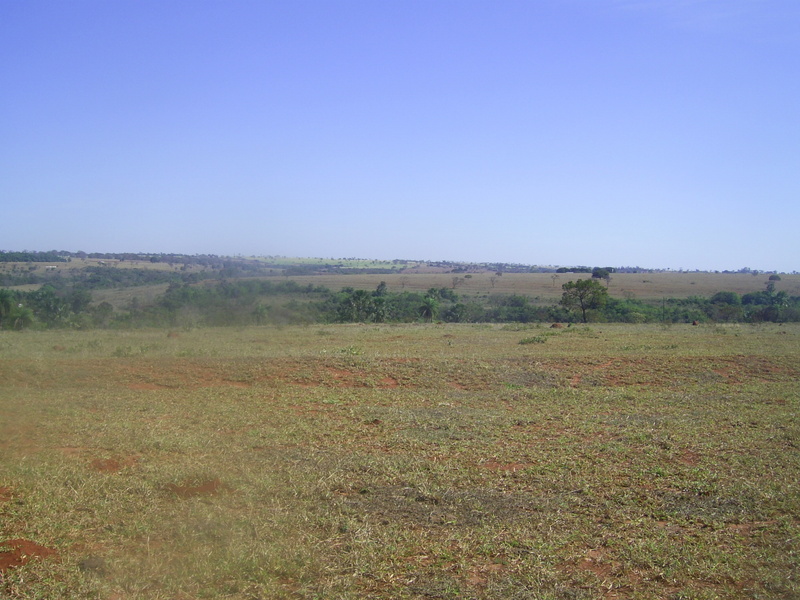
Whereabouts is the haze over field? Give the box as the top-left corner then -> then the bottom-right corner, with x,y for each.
2,1 -> 798,272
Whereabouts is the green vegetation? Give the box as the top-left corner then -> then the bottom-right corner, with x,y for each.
0,250 -> 67,263
2,254 -> 799,330
3,275 -> 800,330
560,279 -> 609,323
1,323 -> 798,599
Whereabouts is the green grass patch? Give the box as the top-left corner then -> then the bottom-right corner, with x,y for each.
1,323 -> 798,598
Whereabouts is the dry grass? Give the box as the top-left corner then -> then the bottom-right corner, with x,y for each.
5,258 -> 798,304
273,271 -> 800,302
1,323 -> 798,599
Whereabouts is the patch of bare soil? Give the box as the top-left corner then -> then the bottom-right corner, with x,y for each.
90,456 -> 138,473
575,548 -> 622,579
558,548 -> 641,599
0,487 -> 13,502
677,449 -> 701,467
0,539 -> 57,572
3,353 -> 796,395
164,478 -> 232,499
464,560 -> 509,588
127,382 -> 167,390
725,520 -> 777,535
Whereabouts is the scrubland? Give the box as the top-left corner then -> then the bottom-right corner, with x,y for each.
1,323 -> 798,599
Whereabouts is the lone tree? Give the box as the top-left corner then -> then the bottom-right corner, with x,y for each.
419,296 -> 439,323
591,267 -> 612,287
560,279 -> 608,323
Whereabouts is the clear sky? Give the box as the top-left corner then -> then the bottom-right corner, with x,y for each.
2,0 -> 798,271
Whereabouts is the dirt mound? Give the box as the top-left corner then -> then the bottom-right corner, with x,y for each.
0,539 -> 57,572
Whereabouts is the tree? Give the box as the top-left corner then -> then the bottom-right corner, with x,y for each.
252,303 -> 270,325
0,289 -> 13,328
592,267 -> 612,287
10,304 -> 34,329
92,301 -> 115,327
371,296 -> 387,323
419,296 -> 439,322
339,289 -> 374,322
710,291 -> 741,305
560,279 -> 608,323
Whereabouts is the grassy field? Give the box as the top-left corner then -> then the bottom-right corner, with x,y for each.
0,258 -> 190,273
1,323 -> 798,599
251,257 -> 415,270
278,271 -> 800,302
88,271 -> 800,312
5,256 -> 798,306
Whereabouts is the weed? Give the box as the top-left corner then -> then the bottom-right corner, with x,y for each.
338,345 -> 364,355
519,334 -> 551,344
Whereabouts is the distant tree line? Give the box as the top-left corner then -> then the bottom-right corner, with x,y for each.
2,277 -> 799,331
0,251 -> 67,263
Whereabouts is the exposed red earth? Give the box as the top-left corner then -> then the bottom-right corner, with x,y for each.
0,539 -> 57,572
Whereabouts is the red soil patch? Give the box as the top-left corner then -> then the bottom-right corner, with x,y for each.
52,345 -> 67,351
379,377 -> 399,388
677,450 -> 701,467
128,382 -> 167,390
465,561 -> 507,587
0,487 -> 13,502
0,539 -> 57,572
328,368 -> 353,378
165,478 -> 231,499
726,520 -> 777,535
576,549 -> 619,579
90,456 -> 138,473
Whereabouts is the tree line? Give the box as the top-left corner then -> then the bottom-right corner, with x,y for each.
2,278 -> 799,330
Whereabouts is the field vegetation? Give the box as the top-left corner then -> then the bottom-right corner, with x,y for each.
1,253 -> 799,331
1,323 -> 798,599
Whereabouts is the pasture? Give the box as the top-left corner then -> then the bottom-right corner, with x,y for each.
276,271 -> 800,302
1,323 -> 798,599
80,270 -> 800,314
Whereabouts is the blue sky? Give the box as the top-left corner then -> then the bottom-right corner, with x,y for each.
2,0 -> 798,271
